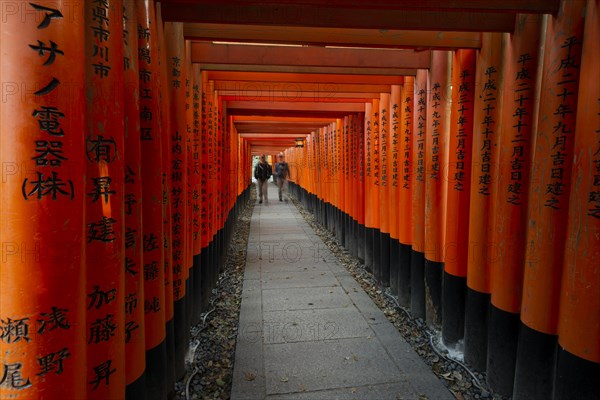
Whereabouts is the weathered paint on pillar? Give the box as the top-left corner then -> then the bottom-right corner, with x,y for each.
389,85 -> 402,296
424,50 -> 451,330
411,69 -> 428,319
84,1 -> 126,398
464,32 -> 505,373
399,79 -> 414,307
136,0 -> 167,397
156,6 -> 175,393
442,49 -> 476,347
364,102 -> 374,271
371,98 -> 381,281
0,2 -> 86,398
390,86 -> 401,243
164,21 -> 188,382
515,1 -> 587,398
555,0 -> 600,398
357,113 -> 366,262
488,13 -> 547,397
123,0 -> 147,396
379,93 -> 391,287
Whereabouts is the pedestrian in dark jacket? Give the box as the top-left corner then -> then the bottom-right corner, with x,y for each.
254,154 -> 272,204
274,152 -> 291,201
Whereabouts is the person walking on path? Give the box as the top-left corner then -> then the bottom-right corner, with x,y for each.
274,152 -> 291,201
254,154 -> 272,204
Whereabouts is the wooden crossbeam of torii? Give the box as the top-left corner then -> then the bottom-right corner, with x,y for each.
207,71 -> 405,85
211,72 -> 399,102
191,43 -> 430,70
225,100 -> 365,118
214,81 -> 392,95
161,1 -> 560,32
184,24 -> 482,50
196,64 -> 416,75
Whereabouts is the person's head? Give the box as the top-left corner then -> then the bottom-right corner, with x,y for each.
278,152 -> 285,161
260,154 -> 266,163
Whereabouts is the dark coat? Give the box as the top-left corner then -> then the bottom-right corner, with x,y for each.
254,162 -> 272,181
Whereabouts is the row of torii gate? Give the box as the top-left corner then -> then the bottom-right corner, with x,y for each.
1,1 -> 598,400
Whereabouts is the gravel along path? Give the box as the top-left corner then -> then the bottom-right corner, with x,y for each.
173,188 -> 255,400
289,196 -> 508,400
174,187 -> 507,400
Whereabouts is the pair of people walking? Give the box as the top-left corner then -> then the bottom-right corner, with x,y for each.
254,153 -> 290,204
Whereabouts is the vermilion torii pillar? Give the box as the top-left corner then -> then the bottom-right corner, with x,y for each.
84,1 -> 126,398
399,79 -> 414,307
410,69 -> 428,320
424,51 -> 451,331
137,0 -> 167,398
464,32 -> 505,373
556,0 -> 600,398
517,1 -> 587,398
123,1 -> 147,397
488,14 -> 546,397
1,2 -> 87,398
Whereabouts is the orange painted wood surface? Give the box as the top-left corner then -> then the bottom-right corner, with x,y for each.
490,14 -> 546,314
411,70 -> 428,254
522,0 -> 587,335
84,1 -> 126,397
0,2 -> 87,398
137,0 -> 166,350
558,0 -> 600,363
371,98 -> 381,231
399,79 -> 414,245
379,93 -> 391,235
123,0 -> 146,387
444,49 -> 476,278
466,33 -> 505,294
165,22 -> 188,302
389,86 -> 401,241
424,51 -> 451,263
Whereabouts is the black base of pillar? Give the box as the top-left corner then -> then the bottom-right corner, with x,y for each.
145,341 -> 167,400
380,232 -> 390,287
373,229 -> 382,283
513,322 -> 557,400
192,254 -> 202,324
358,223 -> 366,262
349,218 -> 358,258
464,288 -> 490,372
216,230 -> 223,272
126,371 -> 147,400
210,238 -> 218,287
554,347 -> 600,400
486,305 -> 519,397
200,249 -> 210,311
185,276 -> 192,344
173,298 -> 187,381
333,206 -> 337,237
389,238 -> 400,295
338,209 -> 345,244
410,249 -> 426,319
424,258 -> 443,330
365,227 -> 374,272
442,271 -> 466,346
344,213 -> 350,249
166,318 -> 175,396
398,243 -> 411,308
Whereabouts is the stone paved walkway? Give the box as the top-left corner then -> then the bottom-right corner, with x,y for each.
231,185 -> 453,400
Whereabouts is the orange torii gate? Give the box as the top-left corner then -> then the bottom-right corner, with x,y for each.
1,1 -> 599,399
